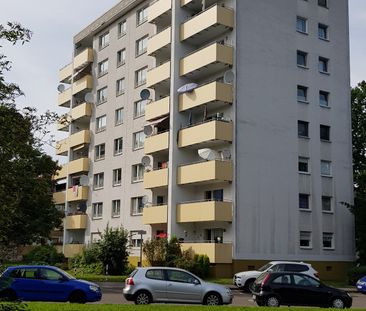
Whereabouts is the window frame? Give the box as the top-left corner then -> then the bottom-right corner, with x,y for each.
136,7 -> 148,26
95,143 -> 106,161
297,85 -> 308,103
318,0 -> 328,8
135,66 -> 147,87
112,199 -> 121,217
134,99 -> 147,118
318,57 -> 329,74
96,115 -> 107,133
131,164 -> 144,183
93,172 -> 104,190
296,16 -> 308,34
99,32 -> 110,50
115,108 -> 124,126
133,131 -> 145,150
318,23 -> 329,40
320,160 -> 332,176
92,202 -> 103,219
299,193 -> 310,210
319,90 -> 330,107
97,87 -> 108,105
320,124 -> 330,141
322,196 -> 333,213
118,20 -> 127,38
298,157 -> 309,174
116,78 -> 125,96
98,59 -> 109,77
112,168 -> 122,186
323,232 -> 334,249
297,50 -> 308,68
117,48 -> 126,67
136,35 -> 148,57
131,197 -> 144,215
114,137 -> 123,156
298,120 -> 309,138
299,231 -> 312,249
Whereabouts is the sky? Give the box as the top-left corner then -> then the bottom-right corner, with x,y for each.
0,0 -> 365,158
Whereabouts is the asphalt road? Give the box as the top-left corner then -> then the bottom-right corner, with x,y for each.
96,282 -> 366,308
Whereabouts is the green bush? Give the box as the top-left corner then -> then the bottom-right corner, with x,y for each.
0,302 -> 29,311
23,246 -> 65,265
174,250 -> 210,278
348,265 -> 366,285
68,244 -> 103,275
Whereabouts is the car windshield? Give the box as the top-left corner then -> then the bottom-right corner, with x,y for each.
258,263 -> 272,272
55,268 -> 75,280
255,272 -> 269,284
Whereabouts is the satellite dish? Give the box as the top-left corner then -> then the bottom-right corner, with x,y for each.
141,155 -> 152,167
223,70 -> 234,84
143,125 -> 154,136
140,89 -> 151,100
57,84 -> 66,92
221,149 -> 231,160
78,202 -> 87,213
198,148 -> 220,161
84,92 -> 94,103
142,195 -> 149,205
177,83 -> 198,94
79,175 -> 89,186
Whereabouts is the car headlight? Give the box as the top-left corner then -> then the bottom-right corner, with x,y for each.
357,281 -> 366,286
89,285 -> 100,292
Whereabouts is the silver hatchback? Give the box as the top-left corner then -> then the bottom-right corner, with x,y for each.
123,267 -> 233,305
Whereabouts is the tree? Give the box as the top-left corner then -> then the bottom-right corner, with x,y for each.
142,238 -> 167,266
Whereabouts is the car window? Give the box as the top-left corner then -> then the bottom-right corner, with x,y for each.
272,264 -> 285,272
258,263 -> 272,272
254,272 -> 269,285
272,274 -> 291,285
23,268 -> 38,279
9,269 -> 23,278
293,274 -> 320,287
166,270 -> 199,284
285,264 -> 309,272
146,269 -> 164,280
38,268 -> 63,281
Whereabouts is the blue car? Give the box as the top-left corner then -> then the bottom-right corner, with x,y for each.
0,265 -> 102,303
356,276 -> 366,294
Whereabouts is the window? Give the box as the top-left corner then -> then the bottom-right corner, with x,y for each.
319,91 -> 329,107
205,189 -> 224,201
293,274 -> 320,287
133,131 -> 145,150
96,115 -> 107,132
131,197 -> 144,215
113,168 -> 122,186
318,23 -> 329,40
116,78 -> 125,96
299,194 -> 310,210
117,49 -> 126,67
319,57 -> 329,73
99,32 -> 109,50
298,157 -> 309,173
318,0 -> 328,8
137,7 -> 148,25
95,143 -> 106,161
321,160 -> 331,176
297,85 -> 308,102
38,268 -> 63,281
272,274 -> 291,285
134,99 -> 147,118
298,120 -> 309,137
284,264 -> 309,272
93,173 -> 104,189
320,125 -> 330,141
130,230 -> 143,247
132,164 -> 144,182
322,196 -> 332,212
115,108 -> 124,125
112,199 -> 121,217
114,137 -> 123,155
323,232 -> 334,249
296,16 -> 307,33
166,270 -> 199,284
118,20 -> 127,37
300,231 -> 312,248
92,202 -> 103,218
146,269 -> 164,280
297,50 -> 307,67
98,59 -> 108,77
136,35 -> 148,56
135,66 -> 147,87
97,87 -> 108,105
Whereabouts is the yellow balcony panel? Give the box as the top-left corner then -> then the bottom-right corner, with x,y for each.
53,191 -> 65,205
144,168 -> 168,189
145,131 -> 169,155
66,186 -> 89,202
58,88 -> 72,108
68,158 -> 89,175
73,48 -> 93,71
148,0 -> 172,25
65,214 -> 87,230
69,130 -> 90,149
177,201 -> 232,223
181,5 -> 234,44
59,63 -> 72,83
148,27 -> 171,56
143,205 -> 168,225
56,138 -> 68,156
64,244 -> 84,258
72,74 -> 93,95
147,61 -> 171,89
181,0 -> 217,9
180,43 -> 233,79
71,103 -> 92,121
178,160 -> 232,185
181,242 -> 232,263
54,166 -> 67,181
179,120 -> 232,148
145,96 -> 170,122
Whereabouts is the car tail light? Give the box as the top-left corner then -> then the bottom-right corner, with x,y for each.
126,277 -> 134,285
261,274 -> 271,287
314,272 -> 319,279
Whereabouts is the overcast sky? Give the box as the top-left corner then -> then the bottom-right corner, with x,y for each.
0,0 -> 365,158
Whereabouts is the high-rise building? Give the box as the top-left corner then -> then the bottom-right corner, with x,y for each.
53,0 -> 354,279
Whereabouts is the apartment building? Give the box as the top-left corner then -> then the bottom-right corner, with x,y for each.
53,0 -> 354,279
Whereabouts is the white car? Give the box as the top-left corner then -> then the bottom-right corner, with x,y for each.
233,261 -> 319,292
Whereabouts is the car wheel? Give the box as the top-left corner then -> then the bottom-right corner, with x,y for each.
204,292 -> 222,305
244,279 -> 255,292
266,296 -> 280,307
331,297 -> 345,309
0,289 -> 17,301
69,290 -> 87,304
134,291 -> 151,305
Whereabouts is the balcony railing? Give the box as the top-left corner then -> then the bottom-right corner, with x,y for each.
144,168 -> 168,189
146,61 -> 171,89
74,48 -> 93,71
72,74 -> 92,95
143,205 -> 168,225
181,242 -> 232,263
65,214 -> 87,230
66,186 -> 88,202
145,96 -> 170,121
64,244 -> 84,258
71,103 -> 92,121
68,158 -> 89,175
59,63 -> 72,83
58,88 -> 72,107
69,130 -> 90,149
148,0 -> 172,25
53,191 -> 65,205
145,131 -> 169,154
55,138 -> 68,156
148,27 -> 171,57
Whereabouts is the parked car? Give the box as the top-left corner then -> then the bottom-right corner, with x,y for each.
356,275 -> 366,294
123,267 -> 233,305
0,265 -> 102,303
251,271 -> 352,308
233,261 -> 319,292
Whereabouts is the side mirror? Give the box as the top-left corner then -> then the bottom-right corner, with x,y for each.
193,279 -> 200,285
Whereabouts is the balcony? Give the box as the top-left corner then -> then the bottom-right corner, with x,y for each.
72,74 -> 92,95
69,130 -> 90,149
68,158 -> 89,175
178,160 -> 232,185
143,205 -> 168,225
145,131 -> 169,155
148,27 -> 171,57
181,242 -> 232,263
74,48 -> 93,71
177,201 -> 232,223
181,5 -> 234,44
64,244 -> 84,258
54,166 -> 67,180
181,0 -> 217,10
56,138 -> 68,156
145,96 -> 170,121
59,63 -> 72,83
65,214 -> 87,230
179,81 -> 233,112
53,191 -> 65,205
66,186 -> 89,202
148,0 -> 172,26
56,116 -> 70,132
58,88 -> 72,108
144,168 -> 168,189
179,120 -> 232,148
180,43 -> 233,79
146,61 -> 170,89
71,103 -> 92,121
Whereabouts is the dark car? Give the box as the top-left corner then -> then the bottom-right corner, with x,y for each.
0,265 -> 102,303
251,271 -> 352,308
